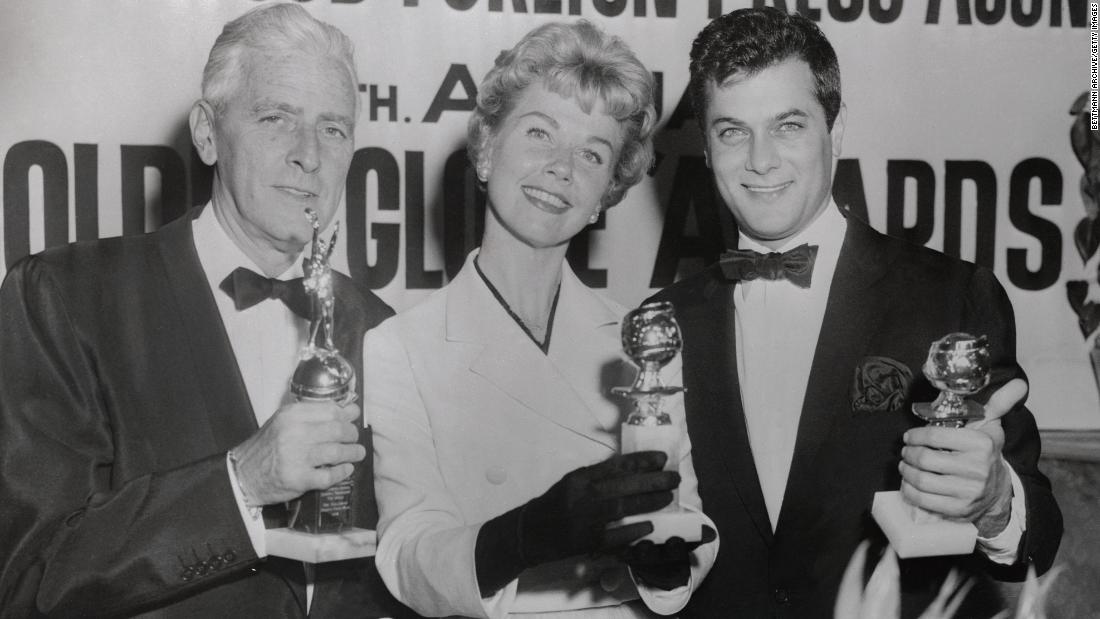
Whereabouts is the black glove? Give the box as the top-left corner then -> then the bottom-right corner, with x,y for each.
621,525 -> 717,591
475,451 -> 678,596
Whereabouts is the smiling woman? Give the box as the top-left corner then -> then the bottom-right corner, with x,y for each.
363,19 -> 718,619
478,81 -> 621,257
463,19 -> 658,345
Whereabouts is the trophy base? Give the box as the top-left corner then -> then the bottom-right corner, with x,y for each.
265,527 -> 377,563
871,491 -> 976,558
615,511 -> 705,545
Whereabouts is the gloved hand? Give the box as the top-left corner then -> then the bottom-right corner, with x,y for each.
475,451 -> 679,596
621,525 -> 716,590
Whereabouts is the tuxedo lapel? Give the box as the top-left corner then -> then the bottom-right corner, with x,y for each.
449,256 -> 618,451
678,272 -> 773,545
777,214 -> 893,534
154,210 -> 258,453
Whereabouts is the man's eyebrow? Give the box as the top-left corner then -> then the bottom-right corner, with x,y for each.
710,108 -> 810,127
251,100 -> 300,115
319,111 -> 355,127
250,101 -> 354,127
710,115 -> 747,127
775,108 -> 810,121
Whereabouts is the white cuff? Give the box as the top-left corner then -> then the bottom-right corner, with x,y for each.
975,457 -> 1026,564
226,452 -> 267,557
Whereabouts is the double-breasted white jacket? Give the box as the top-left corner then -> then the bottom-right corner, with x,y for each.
364,252 -> 717,618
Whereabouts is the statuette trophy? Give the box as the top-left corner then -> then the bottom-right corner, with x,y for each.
266,208 -> 376,563
872,333 -> 990,558
613,301 -> 703,543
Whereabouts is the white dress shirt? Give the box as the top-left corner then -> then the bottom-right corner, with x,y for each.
734,203 -> 845,530
191,204 -> 317,601
733,201 -> 1024,561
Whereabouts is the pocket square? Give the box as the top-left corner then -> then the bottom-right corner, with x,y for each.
850,356 -> 913,413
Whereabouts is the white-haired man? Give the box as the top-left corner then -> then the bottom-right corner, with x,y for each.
0,4 -> 413,617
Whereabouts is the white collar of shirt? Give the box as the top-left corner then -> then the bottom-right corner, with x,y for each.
736,199 -> 847,301
192,202 -> 304,287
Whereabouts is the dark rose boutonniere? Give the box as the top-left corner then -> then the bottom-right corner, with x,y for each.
851,356 -> 913,413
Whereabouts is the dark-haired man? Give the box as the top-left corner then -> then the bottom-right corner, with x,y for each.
649,8 -> 1062,618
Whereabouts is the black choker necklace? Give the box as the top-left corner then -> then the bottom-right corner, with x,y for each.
474,257 -> 560,354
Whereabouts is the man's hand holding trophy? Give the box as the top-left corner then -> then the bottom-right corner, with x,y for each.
873,333 -> 1023,558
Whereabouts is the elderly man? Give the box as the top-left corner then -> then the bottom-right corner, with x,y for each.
648,8 -> 1063,618
0,4 -> 410,617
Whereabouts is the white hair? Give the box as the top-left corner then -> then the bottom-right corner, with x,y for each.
201,3 -> 359,117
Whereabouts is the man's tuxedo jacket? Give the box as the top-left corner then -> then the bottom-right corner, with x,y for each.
648,211 -> 1062,619
0,209 -> 409,618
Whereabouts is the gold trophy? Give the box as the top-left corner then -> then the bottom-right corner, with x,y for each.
872,333 -> 989,558
265,208 -> 376,563
612,301 -> 703,543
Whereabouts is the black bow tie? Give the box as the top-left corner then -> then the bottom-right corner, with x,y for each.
719,243 -> 819,288
219,267 -> 312,318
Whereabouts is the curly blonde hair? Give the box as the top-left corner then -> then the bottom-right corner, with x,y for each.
467,20 -> 657,209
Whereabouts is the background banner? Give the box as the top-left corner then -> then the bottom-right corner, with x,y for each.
0,0 -> 1093,428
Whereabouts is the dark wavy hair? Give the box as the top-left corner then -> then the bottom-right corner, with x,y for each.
689,8 -> 841,130
467,20 -> 657,210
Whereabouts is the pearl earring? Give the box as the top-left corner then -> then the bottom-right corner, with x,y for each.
588,211 -> 600,225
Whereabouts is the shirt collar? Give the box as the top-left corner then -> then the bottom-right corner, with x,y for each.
193,202 -> 304,290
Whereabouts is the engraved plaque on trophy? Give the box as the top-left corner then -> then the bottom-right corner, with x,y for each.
612,301 -> 703,543
872,333 -> 988,558
266,208 -> 376,563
